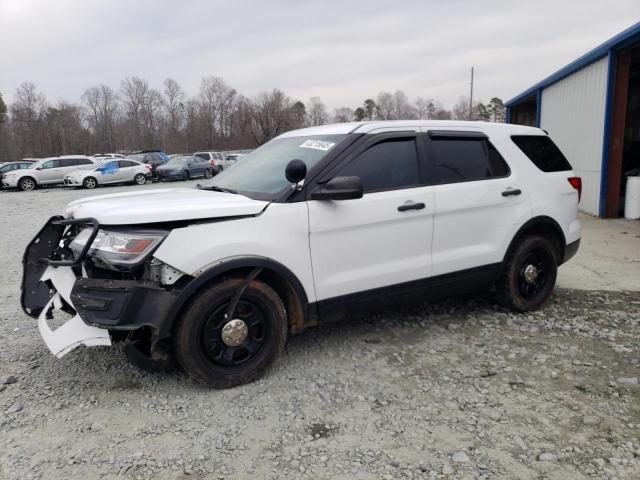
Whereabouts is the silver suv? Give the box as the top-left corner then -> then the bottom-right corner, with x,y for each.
2,156 -> 97,191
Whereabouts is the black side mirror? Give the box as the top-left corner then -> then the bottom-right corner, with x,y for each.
285,159 -> 307,184
310,176 -> 363,201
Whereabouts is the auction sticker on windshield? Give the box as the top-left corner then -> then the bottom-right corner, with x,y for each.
299,139 -> 335,151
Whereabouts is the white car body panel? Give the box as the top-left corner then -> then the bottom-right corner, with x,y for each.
153,202 -> 317,302
2,155 -> 97,188
308,186 -> 435,301
65,188 -> 268,225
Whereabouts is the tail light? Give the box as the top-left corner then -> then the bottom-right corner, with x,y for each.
144,164 -> 153,172
568,177 -> 582,202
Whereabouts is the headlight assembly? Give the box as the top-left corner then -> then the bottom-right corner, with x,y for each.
70,228 -> 167,269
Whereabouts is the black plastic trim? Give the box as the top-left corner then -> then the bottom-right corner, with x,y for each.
564,238 -> 580,263
428,130 -> 488,139
314,263 -> 502,323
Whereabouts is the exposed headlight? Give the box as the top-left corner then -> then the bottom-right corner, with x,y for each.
70,228 -> 167,269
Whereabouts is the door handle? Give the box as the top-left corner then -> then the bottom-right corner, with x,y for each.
397,202 -> 425,212
502,188 -> 522,197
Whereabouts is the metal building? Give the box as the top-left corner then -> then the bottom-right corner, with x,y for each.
506,22 -> 640,217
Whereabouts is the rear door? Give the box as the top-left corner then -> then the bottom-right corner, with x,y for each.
424,130 -> 531,276
118,160 -> 138,181
307,132 -> 435,303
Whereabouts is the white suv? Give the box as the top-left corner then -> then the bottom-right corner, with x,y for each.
22,121 -> 581,388
3,155 -> 97,190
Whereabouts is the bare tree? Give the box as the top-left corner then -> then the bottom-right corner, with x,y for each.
163,78 -> 186,151
249,89 -> 293,145
332,107 -> 353,123
10,82 -> 48,156
306,97 -> 328,126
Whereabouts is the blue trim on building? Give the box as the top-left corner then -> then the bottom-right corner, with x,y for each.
599,50 -> 617,217
535,89 -> 542,127
506,22 -> 640,107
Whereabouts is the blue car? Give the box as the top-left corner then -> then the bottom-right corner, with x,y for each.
156,155 -> 213,181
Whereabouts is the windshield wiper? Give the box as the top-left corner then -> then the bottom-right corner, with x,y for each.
198,185 -> 238,194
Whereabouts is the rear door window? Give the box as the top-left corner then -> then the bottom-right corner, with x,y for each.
511,135 -> 572,172
429,137 -> 510,184
119,160 -> 136,168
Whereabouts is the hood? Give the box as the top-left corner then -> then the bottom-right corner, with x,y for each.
65,188 -> 268,225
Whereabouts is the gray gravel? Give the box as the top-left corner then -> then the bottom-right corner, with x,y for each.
1,183 -> 639,479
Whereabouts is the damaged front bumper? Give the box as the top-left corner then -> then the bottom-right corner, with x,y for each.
21,216 -> 181,358
38,266 -> 111,357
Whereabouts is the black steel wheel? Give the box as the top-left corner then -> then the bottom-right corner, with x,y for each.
173,278 -> 287,388
495,236 -> 558,311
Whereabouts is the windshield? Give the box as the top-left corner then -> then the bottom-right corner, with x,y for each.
201,134 -> 347,197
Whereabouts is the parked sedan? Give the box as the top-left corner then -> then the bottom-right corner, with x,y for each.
156,155 -> 213,181
0,161 -> 36,189
64,159 -> 150,189
126,151 -> 170,179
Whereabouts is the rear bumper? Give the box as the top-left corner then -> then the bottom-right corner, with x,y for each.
563,238 -> 580,264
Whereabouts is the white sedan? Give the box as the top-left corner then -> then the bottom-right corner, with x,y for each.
64,159 -> 151,189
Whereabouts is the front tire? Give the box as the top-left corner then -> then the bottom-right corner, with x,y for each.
134,173 -> 147,185
174,278 -> 287,388
18,177 -> 36,191
495,236 -> 558,312
83,176 -> 97,189
182,170 -> 189,181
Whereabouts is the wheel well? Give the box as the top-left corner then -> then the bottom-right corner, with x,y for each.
507,218 -> 566,264
20,175 -> 37,184
169,265 -> 310,337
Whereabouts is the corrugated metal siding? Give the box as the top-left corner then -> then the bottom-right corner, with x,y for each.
540,56 -> 609,216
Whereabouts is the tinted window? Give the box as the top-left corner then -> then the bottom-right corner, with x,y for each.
119,160 -> 136,168
59,158 -> 79,167
511,135 -> 572,172
431,138 -> 509,184
195,153 -> 209,160
339,138 -> 419,193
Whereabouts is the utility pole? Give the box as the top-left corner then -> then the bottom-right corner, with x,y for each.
469,67 -> 474,120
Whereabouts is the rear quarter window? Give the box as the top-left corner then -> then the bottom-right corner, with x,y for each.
511,135 -> 572,172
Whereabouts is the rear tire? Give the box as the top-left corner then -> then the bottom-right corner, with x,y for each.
134,173 -> 147,185
83,176 -> 97,189
173,278 -> 287,388
204,169 -> 212,179
495,236 -> 558,312
18,177 -> 37,191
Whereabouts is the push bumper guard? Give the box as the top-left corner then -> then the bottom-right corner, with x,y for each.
22,216 -> 182,357
21,216 -> 111,357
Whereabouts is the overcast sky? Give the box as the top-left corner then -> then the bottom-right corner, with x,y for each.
1,0 -> 638,110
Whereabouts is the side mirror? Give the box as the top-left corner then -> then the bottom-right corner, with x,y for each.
285,159 -> 307,184
310,176 -> 363,201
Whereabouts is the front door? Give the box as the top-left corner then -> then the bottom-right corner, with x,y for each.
307,133 -> 434,304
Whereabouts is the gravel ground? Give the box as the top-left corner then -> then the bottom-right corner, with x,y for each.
1,183 -> 639,480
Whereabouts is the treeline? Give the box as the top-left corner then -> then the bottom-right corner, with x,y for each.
0,77 -> 505,160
